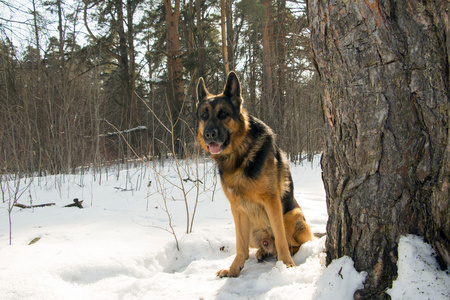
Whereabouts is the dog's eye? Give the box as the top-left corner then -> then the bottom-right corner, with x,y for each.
201,111 -> 209,120
218,110 -> 229,120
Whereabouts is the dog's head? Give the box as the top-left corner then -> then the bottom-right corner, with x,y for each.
253,229 -> 277,256
196,72 -> 247,156
261,238 -> 276,256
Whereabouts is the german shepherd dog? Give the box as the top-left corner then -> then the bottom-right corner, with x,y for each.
196,72 -> 313,277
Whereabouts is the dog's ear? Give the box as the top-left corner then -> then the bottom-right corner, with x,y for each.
223,71 -> 243,110
197,77 -> 208,106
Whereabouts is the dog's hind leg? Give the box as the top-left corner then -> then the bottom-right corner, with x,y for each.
262,196 -> 295,268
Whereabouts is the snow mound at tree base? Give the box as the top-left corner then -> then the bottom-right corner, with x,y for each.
387,235 -> 450,300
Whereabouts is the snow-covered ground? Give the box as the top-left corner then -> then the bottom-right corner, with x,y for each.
0,156 -> 448,299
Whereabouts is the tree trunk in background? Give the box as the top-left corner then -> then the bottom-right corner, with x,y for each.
31,0 -> 43,173
274,0 -> 286,139
164,0 -> 185,156
116,0 -> 134,129
196,0 -> 205,79
57,0 -> 65,84
261,0 -> 274,124
308,0 -> 450,298
164,0 -> 184,101
188,0 -> 196,104
226,0 -> 234,71
127,0 -> 138,128
220,0 -> 229,76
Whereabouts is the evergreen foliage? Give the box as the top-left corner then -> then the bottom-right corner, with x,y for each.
0,0 -> 320,174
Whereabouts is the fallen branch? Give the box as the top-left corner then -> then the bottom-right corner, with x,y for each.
14,203 -> 55,209
183,177 -> 203,184
64,198 -> 84,209
114,187 -> 134,191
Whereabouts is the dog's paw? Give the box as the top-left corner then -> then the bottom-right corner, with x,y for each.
255,249 -> 265,262
216,269 -> 230,278
280,256 -> 296,268
285,261 -> 295,268
216,267 -> 241,278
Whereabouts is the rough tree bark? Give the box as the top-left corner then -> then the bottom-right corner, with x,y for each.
308,0 -> 449,298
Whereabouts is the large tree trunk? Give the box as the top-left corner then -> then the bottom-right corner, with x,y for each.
308,0 -> 450,298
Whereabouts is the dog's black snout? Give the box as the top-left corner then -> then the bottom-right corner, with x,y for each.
204,128 -> 218,141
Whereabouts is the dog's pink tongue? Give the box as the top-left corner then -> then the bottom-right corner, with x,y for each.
209,142 -> 221,154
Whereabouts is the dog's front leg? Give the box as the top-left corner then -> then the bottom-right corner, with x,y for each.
217,206 -> 250,277
263,198 -> 295,268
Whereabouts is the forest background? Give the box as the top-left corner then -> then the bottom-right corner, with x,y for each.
0,0 -> 322,176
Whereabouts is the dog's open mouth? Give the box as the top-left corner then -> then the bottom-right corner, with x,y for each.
208,142 -> 222,155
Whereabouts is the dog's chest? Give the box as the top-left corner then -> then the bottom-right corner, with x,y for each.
223,183 -> 271,229
239,198 -> 271,229
220,170 -> 249,196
